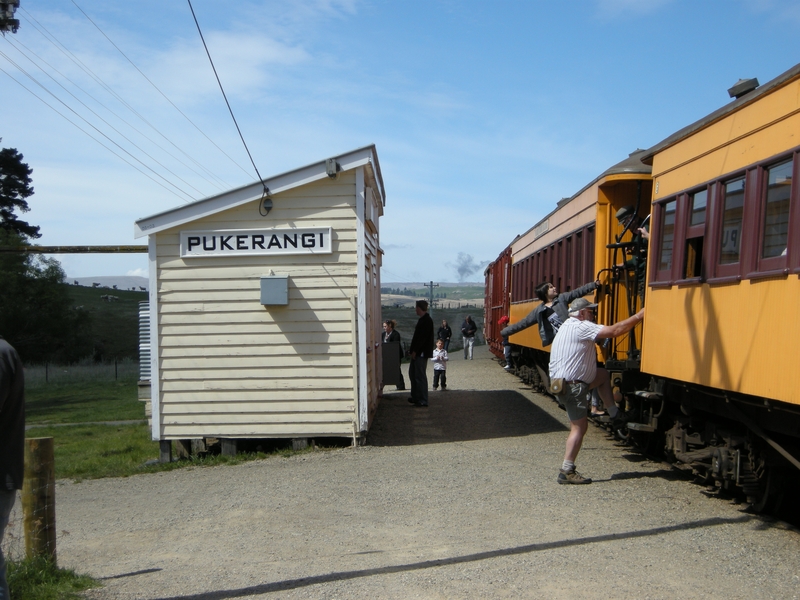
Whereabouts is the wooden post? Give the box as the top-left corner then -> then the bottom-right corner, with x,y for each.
159,440 -> 172,463
22,437 -> 56,562
220,438 -> 237,456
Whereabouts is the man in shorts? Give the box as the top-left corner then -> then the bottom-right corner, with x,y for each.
549,298 -> 644,484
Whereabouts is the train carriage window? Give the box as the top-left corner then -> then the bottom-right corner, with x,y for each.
720,177 -> 745,265
658,200 -> 677,272
683,189 -> 707,280
690,189 -> 707,225
761,158 -> 792,259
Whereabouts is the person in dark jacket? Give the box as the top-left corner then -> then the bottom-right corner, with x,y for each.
382,320 -> 405,391
500,279 -> 600,347
437,320 -> 452,351
407,300 -> 434,407
0,336 -> 24,600
461,316 -> 477,359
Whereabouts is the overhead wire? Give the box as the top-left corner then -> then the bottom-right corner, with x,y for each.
0,50 -> 196,201
0,64 -> 192,202
18,7 -> 232,192
2,36 -> 207,200
187,0 -> 270,198
69,0 -> 255,181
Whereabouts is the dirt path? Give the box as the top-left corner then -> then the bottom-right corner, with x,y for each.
40,347 -> 800,598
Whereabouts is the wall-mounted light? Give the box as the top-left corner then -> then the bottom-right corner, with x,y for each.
259,186 -> 272,216
326,158 -> 340,179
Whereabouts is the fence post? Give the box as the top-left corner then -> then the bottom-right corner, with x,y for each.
22,437 -> 57,563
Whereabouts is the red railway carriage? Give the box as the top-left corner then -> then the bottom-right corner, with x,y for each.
484,245 -> 512,359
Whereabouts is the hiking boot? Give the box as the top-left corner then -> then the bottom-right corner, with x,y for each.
557,468 -> 592,485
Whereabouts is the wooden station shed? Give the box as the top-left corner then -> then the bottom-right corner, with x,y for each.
133,145 -> 386,456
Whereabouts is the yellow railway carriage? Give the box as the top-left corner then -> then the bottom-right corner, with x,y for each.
487,62 -> 800,513
635,63 -> 800,509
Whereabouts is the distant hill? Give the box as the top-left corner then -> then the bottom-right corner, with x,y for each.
71,276 -> 149,292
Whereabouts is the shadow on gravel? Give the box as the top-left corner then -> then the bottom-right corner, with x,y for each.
366,388 -> 565,446
150,515 -> 752,600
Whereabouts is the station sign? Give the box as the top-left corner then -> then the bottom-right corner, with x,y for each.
180,227 -> 332,258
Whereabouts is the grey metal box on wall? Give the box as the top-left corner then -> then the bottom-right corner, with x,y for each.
260,275 -> 289,305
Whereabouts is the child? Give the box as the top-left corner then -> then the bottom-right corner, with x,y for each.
431,338 -> 448,390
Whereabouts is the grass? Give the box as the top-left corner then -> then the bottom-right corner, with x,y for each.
23,420 -> 333,481
25,368 -> 143,426
23,363 -> 345,480
7,555 -> 98,600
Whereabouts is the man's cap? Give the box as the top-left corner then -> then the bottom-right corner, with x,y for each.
616,205 -> 636,221
569,297 -> 598,312
498,315 -> 510,325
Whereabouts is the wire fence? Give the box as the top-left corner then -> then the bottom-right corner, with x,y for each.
24,359 -> 140,387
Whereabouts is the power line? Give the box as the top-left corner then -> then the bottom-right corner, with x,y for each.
19,7 -> 233,192
69,0 -> 254,181
187,0 -> 268,195
2,37 -> 207,200
0,59 -> 194,202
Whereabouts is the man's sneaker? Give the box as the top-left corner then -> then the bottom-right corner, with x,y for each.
557,468 -> 592,484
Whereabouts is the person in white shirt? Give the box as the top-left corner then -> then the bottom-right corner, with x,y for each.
549,298 -> 644,485
431,339 -> 448,390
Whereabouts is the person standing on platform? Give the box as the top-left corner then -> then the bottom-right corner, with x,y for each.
431,338 -> 448,390
549,298 -> 644,485
437,320 -> 452,352
382,319 -> 405,391
0,335 -> 24,600
407,300 -> 434,407
461,315 -> 477,359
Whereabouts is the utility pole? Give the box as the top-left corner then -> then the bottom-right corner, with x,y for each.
0,1 -> 20,35
425,280 -> 439,310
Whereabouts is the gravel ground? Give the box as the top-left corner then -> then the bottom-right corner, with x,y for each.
37,346 -> 800,598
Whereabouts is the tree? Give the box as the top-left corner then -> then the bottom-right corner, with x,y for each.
0,146 -> 92,362
0,144 -> 40,240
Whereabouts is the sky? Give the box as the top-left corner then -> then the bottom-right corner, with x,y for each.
2,0 -> 799,284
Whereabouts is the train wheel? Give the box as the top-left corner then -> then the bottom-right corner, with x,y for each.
740,442 -> 783,514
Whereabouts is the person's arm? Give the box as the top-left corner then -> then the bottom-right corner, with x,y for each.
562,280 -> 599,304
596,308 -> 644,339
501,305 -> 542,337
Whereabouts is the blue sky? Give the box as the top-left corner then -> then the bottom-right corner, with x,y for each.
2,0 -> 799,283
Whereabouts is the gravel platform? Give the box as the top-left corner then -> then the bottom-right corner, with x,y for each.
46,345 -> 800,599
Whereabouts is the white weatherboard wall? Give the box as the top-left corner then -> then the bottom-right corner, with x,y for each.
135,147 -> 385,442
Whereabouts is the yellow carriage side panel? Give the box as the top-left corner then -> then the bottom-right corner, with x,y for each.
653,77 -> 800,198
509,300 -> 546,352
641,279 -> 800,407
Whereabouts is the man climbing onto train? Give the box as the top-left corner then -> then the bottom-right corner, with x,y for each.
549,298 -> 644,484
